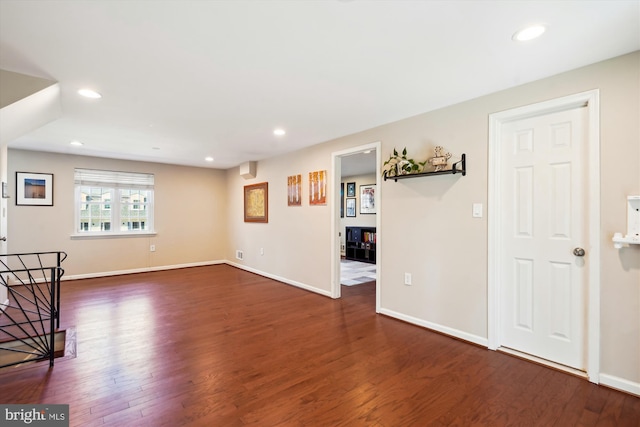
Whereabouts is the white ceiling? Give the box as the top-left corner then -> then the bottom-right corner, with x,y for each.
1,1 -> 638,171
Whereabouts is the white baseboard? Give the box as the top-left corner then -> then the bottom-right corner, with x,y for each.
378,307 -> 489,347
599,373 -> 640,397
225,261 -> 332,298
62,260 -> 226,281
43,259 -> 330,302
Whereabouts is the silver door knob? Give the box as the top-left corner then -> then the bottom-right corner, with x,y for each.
573,247 -> 585,257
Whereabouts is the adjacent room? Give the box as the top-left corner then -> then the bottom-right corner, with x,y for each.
1,1 -> 639,425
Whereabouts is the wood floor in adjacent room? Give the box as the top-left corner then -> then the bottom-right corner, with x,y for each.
0,264 -> 638,426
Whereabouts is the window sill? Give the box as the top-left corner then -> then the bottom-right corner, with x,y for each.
70,231 -> 157,240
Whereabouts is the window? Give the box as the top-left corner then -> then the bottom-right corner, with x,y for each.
75,169 -> 154,235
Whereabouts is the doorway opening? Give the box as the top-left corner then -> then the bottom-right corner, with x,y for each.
331,142 -> 381,312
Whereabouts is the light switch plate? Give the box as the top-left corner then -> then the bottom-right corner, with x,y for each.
472,203 -> 483,218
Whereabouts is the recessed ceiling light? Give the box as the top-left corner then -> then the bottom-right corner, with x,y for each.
69,140 -> 84,146
78,88 -> 102,99
273,128 -> 286,136
205,156 -> 214,162
513,24 -> 547,42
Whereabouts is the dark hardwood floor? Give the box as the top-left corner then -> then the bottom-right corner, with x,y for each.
0,265 -> 638,426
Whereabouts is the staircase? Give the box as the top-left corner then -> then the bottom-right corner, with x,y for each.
0,251 -> 66,368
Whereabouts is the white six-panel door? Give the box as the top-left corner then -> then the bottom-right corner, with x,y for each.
500,106 -> 588,370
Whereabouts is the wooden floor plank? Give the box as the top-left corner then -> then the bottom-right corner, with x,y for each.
0,265 -> 638,426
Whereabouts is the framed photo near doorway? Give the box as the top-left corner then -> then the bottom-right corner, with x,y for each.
340,182 -> 344,217
16,172 -> 54,206
346,182 -> 356,197
346,198 -> 356,217
359,184 -> 376,214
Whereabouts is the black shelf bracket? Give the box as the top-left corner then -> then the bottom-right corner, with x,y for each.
384,153 -> 466,181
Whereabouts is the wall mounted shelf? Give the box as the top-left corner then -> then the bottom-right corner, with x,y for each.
613,233 -> 640,249
383,154 -> 466,181
612,196 -> 640,249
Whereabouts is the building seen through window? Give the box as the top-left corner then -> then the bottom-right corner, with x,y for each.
75,169 -> 154,234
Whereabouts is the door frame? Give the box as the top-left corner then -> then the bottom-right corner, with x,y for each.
487,90 -> 601,383
330,141 -> 381,312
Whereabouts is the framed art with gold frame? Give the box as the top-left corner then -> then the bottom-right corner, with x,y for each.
244,182 -> 268,223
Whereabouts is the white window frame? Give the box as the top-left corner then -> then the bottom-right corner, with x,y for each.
73,169 -> 155,238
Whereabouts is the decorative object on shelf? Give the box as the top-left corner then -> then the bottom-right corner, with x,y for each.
309,170 -> 326,205
382,147 -> 426,178
346,198 -> 356,217
360,184 -> 376,214
287,174 -> 302,206
16,172 -> 54,206
427,146 -> 452,172
612,195 -> 640,249
346,182 -> 356,197
384,153 -> 466,181
244,182 -> 268,223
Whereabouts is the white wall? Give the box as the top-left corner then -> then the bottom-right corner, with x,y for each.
226,52 -> 640,389
8,150 -> 228,278
225,143 -> 350,295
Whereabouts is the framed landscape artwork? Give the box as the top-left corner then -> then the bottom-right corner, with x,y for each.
287,174 -> 302,206
16,172 -> 54,206
309,170 -> 326,205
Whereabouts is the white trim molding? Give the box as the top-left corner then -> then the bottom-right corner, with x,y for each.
379,307 -> 489,348
226,261 -> 332,298
599,374 -> 640,397
59,259 -> 333,299
487,89 -> 601,383
62,260 -> 225,281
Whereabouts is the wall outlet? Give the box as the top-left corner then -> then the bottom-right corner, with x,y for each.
404,273 -> 412,285
236,250 -> 243,260
260,248 -> 264,256
150,244 -> 156,252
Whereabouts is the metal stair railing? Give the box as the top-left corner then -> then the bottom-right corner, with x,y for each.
0,251 -> 67,368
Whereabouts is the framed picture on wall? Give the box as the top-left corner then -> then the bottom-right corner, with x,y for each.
309,170 -> 327,205
16,172 -> 54,206
287,174 -> 302,206
346,182 -> 356,197
360,184 -> 376,214
340,182 -> 344,217
244,182 -> 268,222
346,198 -> 356,217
